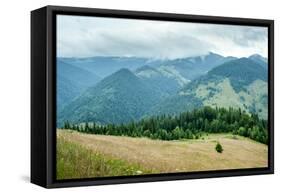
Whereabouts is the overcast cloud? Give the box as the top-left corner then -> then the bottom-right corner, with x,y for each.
57,15 -> 268,59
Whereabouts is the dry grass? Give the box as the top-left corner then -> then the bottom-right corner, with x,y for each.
57,130 -> 268,176
57,135 -> 155,180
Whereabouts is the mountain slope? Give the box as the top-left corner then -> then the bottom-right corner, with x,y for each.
57,76 -> 81,112
135,65 -> 182,95
150,58 -> 268,119
58,68 -> 164,126
57,59 -> 101,88
199,57 -> 267,92
135,52 -> 236,95
156,52 -> 236,81
249,54 -> 268,70
57,60 -> 101,112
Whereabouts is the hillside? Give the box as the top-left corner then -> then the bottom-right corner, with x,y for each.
135,52 -> 236,86
249,54 -> 268,70
57,130 -> 268,179
151,58 -> 268,119
57,59 -> 100,88
58,68 -> 165,126
157,52 -> 236,81
135,65 -> 182,95
204,57 -> 267,92
57,60 -> 101,112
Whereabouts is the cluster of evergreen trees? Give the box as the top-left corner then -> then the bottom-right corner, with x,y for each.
63,106 -> 268,144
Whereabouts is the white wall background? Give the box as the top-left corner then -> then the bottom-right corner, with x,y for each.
0,0 -> 279,193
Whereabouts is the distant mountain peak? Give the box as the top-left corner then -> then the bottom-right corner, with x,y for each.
111,68 -> 137,78
115,68 -> 132,74
207,52 -> 223,57
210,57 -> 265,74
94,68 -> 142,88
249,54 -> 267,63
249,53 -> 264,58
238,57 -> 250,61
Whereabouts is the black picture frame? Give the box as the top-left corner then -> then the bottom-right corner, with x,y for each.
31,5 -> 274,188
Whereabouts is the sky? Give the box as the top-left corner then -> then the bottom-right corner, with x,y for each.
57,15 -> 268,59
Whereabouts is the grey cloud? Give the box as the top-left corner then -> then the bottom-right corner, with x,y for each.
233,28 -> 267,47
57,15 -> 268,59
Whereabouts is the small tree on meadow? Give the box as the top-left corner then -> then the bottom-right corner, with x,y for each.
215,142 -> 223,153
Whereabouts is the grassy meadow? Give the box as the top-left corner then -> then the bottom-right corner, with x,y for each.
57,129 -> 268,179
57,132 -> 155,179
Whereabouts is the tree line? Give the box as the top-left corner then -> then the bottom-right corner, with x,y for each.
63,106 -> 268,144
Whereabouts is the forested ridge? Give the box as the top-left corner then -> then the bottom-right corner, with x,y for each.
63,106 -> 268,144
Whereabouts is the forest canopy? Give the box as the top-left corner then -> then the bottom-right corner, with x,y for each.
63,106 -> 268,144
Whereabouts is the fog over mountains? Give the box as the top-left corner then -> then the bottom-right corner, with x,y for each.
57,52 -> 268,126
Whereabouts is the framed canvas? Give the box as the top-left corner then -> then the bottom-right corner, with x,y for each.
31,5 -> 274,188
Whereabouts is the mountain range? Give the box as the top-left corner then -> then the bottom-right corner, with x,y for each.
57,53 -> 268,126
58,56 -> 158,78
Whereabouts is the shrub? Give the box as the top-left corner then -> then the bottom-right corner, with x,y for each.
215,142 -> 223,153
171,126 -> 185,139
238,126 -> 247,137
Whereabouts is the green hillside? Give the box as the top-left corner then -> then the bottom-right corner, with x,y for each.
152,58 -> 268,119
58,68 -> 165,126
57,60 -> 100,112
